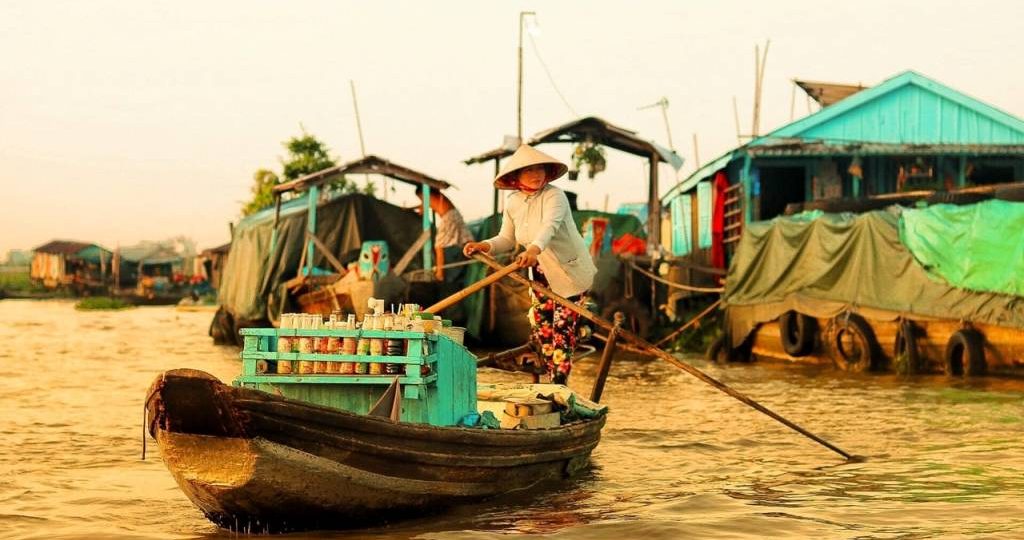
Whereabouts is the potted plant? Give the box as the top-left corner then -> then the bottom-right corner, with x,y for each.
572,142 -> 607,179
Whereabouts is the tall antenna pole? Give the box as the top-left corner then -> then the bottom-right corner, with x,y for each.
732,96 -> 742,144
517,12 -> 536,141
350,80 -> 367,158
790,79 -> 797,121
638,96 -> 674,151
659,98 -> 674,150
692,133 -> 701,168
752,40 -> 770,137
350,80 -> 376,198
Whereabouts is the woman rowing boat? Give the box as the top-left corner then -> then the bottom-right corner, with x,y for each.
464,145 -> 598,384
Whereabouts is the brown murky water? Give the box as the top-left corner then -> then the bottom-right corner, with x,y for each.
3,300 -> 1024,539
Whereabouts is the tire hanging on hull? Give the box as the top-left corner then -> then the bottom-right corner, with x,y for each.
944,328 -> 986,377
830,313 -> 881,373
779,311 -> 817,357
893,318 -> 921,375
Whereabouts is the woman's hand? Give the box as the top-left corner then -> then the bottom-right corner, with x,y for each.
463,241 -> 491,258
515,245 -> 541,268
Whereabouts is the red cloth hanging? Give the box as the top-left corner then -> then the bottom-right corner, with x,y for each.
710,171 -> 729,268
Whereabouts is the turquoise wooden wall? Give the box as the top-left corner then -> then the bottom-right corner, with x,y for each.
670,196 -> 692,256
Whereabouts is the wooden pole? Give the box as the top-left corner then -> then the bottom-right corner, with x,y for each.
692,133 -> 701,168
477,343 -> 533,368
304,232 -> 346,275
789,80 -> 797,122
755,40 -> 770,136
590,314 -> 622,403
732,96 -> 742,144
349,80 -> 375,199
424,261 -> 520,314
473,253 -> 853,460
752,44 -> 760,138
648,153 -> 661,250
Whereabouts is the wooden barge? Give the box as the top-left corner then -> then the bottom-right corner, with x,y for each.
717,201 -> 1024,378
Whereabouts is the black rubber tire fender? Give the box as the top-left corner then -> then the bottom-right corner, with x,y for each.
705,335 -> 725,363
893,318 -> 920,375
944,328 -> 986,377
779,311 -> 817,357
831,313 -> 881,373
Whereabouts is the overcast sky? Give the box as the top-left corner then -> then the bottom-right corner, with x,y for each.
3,0 -> 1022,257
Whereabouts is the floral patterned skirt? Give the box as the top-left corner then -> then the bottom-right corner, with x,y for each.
527,266 -> 587,382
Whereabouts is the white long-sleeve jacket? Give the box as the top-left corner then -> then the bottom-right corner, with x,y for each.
483,185 -> 597,298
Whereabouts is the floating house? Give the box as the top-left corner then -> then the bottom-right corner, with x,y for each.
30,240 -> 112,290
211,155 -> 450,345
196,243 -> 231,290
662,70 -> 1024,271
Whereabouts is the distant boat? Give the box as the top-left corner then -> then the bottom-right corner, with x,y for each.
145,368 -> 606,532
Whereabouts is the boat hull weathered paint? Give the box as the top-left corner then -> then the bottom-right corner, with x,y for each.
146,369 -> 605,532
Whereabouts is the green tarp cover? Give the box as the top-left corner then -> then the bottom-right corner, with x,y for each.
724,208 -> 1024,347
218,193 -> 424,322
900,200 -> 1024,297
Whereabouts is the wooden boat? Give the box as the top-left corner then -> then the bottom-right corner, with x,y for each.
146,370 -> 605,532
146,325 -> 607,532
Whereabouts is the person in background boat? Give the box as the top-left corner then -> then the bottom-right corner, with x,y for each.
463,145 -> 598,385
415,185 -> 475,282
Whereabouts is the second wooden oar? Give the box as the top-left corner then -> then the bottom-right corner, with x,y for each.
473,253 -> 853,461
423,261 -> 520,314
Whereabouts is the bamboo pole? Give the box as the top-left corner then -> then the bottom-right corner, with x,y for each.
473,253 -> 853,460
424,261 -> 520,314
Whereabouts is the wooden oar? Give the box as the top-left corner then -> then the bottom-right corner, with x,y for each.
423,261 -> 520,314
472,253 -> 853,460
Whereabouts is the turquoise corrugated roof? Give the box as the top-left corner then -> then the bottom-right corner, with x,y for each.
755,70 -> 1024,145
663,70 -> 1024,203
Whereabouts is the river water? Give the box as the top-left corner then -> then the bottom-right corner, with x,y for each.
2,300 -> 1024,539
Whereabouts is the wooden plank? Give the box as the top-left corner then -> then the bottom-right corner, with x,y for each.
392,229 -> 431,277
305,232 -> 347,275
237,374 -> 436,385
241,352 -> 427,365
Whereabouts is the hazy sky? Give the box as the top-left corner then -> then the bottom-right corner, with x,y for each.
3,0 -> 1022,257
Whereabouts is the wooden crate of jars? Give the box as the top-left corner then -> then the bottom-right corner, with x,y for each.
235,324 -> 477,427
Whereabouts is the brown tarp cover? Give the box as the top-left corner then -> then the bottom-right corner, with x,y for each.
723,209 -> 1024,347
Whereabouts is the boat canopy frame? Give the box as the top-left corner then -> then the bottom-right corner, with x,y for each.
464,116 -> 682,250
270,154 -> 453,276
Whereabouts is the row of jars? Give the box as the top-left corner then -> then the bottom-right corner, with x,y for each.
274,312 -> 426,376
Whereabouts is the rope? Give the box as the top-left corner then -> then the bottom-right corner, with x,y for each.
527,33 -> 579,118
627,260 -> 724,293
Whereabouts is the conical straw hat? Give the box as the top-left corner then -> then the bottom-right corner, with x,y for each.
493,145 -> 568,190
